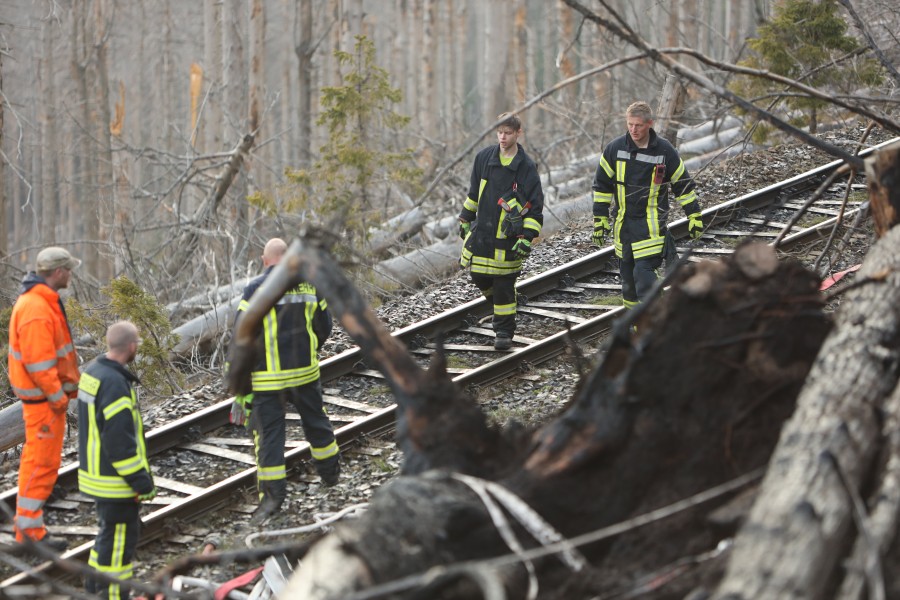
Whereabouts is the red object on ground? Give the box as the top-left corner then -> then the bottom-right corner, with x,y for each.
820,264 -> 861,291
214,566 -> 265,600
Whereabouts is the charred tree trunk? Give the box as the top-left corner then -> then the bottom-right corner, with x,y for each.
713,146 -> 900,600
228,236 -> 831,599
867,141 -> 900,237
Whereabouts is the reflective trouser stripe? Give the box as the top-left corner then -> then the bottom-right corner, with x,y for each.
87,502 -> 139,600
258,465 -> 286,481
250,383 -> 337,502
16,402 -> 66,542
311,440 -> 339,461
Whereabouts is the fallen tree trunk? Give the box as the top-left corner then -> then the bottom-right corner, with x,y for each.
222,237 -> 831,599
712,147 -> 900,599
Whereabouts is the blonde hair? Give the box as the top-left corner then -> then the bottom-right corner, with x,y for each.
625,101 -> 653,121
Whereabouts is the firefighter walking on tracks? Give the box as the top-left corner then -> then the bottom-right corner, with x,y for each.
77,320 -> 155,599
229,237 -> 339,524
458,112 -> 544,350
8,247 -> 82,551
591,101 -> 704,307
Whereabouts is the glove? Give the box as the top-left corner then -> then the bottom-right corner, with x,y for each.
230,394 -> 253,427
688,213 -> 704,240
458,219 -> 471,240
512,238 -> 532,260
136,487 -> 157,503
592,216 -> 610,246
49,398 -> 69,415
501,210 -> 524,238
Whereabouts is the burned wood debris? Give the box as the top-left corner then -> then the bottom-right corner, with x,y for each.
226,236 -> 833,599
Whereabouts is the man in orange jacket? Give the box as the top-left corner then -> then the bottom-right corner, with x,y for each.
8,247 -> 82,551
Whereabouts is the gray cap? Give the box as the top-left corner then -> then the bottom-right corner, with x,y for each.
36,247 -> 82,271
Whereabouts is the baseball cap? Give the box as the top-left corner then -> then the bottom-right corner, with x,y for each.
36,247 -> 82,271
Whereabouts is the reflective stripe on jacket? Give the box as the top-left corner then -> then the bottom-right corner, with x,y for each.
8,274 -> 80,403
459,144 -> 544,275
591,129 -> 700,259
77,356 -> 153,500
236,268 -> 332,392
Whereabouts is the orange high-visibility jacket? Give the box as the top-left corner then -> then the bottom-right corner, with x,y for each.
8,276 -> 80,404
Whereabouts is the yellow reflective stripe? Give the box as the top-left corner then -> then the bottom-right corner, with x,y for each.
647,177 -> 661,239
477,179 -> 487,201
598,155 -> 614,178
112,455 -> 145,476
670,160 -> 686,183
632,239 -> 665,259
311,441 -> 339,461
24,358 -> 57,373
678,190 -> 698,206
524,217 -> 541,235
79,373 -> 101,396
593,190 -> 613,205
470,256 -> 522,276
319,298 -> 328,311
463,197 -> 478,212
78,470 -> 136,498
494,302 -> 517,316
238,299 -> 250,311
623,298 -> 640,309
264,308 -> 280,372
258,465 -> 286,481
87,403 -> 100,477
103,397 -> 133,421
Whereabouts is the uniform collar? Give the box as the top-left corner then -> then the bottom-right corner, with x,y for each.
626,128 -> 659,151
96,355 -> 141,384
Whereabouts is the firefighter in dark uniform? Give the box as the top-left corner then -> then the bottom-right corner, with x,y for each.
591,101 -> 704,308
229,237 -> 338,523
458,112 -> 544,350
77,321 -> 155,600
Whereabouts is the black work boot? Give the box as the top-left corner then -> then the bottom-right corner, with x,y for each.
494,333 -> 513,350
316,456 -> 341,487
250,495 -> 283,525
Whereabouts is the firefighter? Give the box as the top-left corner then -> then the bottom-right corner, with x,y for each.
458,112 -> 544,350
77,321 -> 155,599
8,247 -> 82,551
228,238 -> 339,524
591,101 -> 704,307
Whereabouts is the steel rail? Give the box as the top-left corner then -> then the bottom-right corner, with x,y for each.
3,138 -> 894,586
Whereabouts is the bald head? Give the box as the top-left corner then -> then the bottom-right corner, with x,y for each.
262,238 -> 288,268
106,321 -> 140,364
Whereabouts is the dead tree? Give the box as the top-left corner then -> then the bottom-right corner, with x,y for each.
228,237 -> 830,599
711,143 -> 900,599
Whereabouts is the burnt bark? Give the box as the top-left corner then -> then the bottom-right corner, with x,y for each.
230,237 -> 831,599
713,224 -> 900,599
867,140 -> 900,237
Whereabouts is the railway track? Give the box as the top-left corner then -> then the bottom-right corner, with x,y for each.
1,139 -> 893,588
